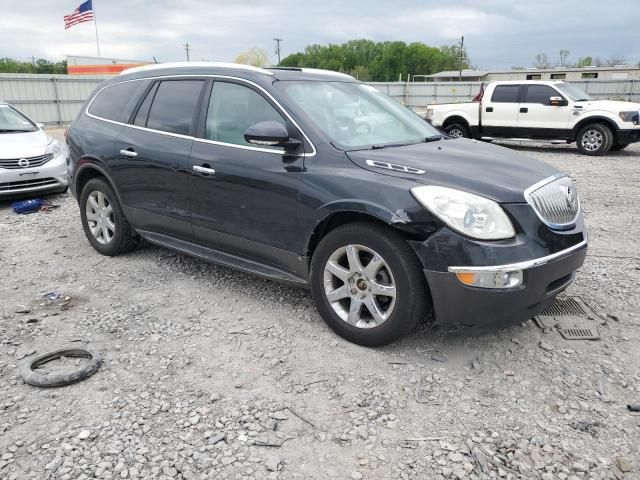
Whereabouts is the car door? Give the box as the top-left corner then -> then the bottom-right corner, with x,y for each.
114,78 -> 206,240
189,80 -> 306,274
517,84 -> 571,138
481,84 -> 522,136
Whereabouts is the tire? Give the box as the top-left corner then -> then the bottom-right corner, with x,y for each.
444,123 -> 471,139
310,222 -> 430,347
21,348 -> 101,388
576,123 -> 613,156
79,177 -> 139,256
611,143 -> 629,151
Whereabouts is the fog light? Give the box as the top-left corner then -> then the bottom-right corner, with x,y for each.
455,269 -> 523,289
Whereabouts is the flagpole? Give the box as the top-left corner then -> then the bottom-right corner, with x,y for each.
92,0 -> 101,57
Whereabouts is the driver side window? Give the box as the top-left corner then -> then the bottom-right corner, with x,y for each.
205,82 -> 286,148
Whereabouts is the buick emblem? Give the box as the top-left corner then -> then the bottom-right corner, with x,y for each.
565,185 -> 576,209
18,158 -> 30,168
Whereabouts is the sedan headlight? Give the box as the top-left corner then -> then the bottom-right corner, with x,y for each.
619,111 -> 639,124
411,185 -> 515,240
45,139 -> 63,157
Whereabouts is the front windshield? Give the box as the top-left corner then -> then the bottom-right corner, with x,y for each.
555,83 -> 594,102
276,81 -> 442,150
0,104 -> 37,132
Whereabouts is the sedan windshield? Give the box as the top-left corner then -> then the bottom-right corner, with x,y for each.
0,104 -> 37,133
276,81 -> 442,150
555,83 -> 594,102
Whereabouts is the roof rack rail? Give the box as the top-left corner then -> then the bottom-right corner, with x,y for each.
300,68 -> 355,79
120,62 -> 274,76
267,67 -> 302,71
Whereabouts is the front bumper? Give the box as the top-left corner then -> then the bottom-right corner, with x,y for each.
423,239 -> 587,328
616,129 -> 640,145
0,152 -> 67,196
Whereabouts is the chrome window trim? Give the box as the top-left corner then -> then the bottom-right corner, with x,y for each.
85,74 -> 317,157
524,173 -> 581,230
448,237 -> 587,273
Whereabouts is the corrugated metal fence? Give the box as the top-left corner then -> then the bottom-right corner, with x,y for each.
1,73 -> 639,125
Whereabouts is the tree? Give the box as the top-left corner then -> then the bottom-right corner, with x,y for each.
576,56 -> 593,67
534,53 -> 550,69
235,48 -> 269,67
558,49 -> 570,67
0,57 -> 66,74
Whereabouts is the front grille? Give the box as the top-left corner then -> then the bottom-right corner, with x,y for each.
525,175 -> 579,230
0,177 -> 58,191
0,153 -> 54,170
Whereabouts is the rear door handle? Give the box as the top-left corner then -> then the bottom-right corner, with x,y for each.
520,107 -> 528,113
193,165 -> 216,175
485,106 -> 493,112
119,149 -> 138,158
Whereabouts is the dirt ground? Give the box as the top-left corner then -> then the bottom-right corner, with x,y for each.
1,132 -> 639,480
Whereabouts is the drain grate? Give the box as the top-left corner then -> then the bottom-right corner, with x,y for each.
535,296 -> 603,341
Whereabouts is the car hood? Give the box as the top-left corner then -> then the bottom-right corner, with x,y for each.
0,129 -> 50,159
575,100 -> 640,112
346,138 -> 560,203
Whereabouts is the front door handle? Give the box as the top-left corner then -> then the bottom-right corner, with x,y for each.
485,106 -> 493,113
119,149 -> 138,158
520,107 -> 528,113
193,165 -> 216,175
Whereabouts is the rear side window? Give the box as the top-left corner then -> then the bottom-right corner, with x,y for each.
145,80 -> 204,135
524,85 -> 561,105
88,81 -> 145,122
205,81 -> 286,148
491,85 -> 520,103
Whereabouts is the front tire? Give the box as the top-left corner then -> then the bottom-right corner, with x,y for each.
576,123 -> 613,156
444,123 -> 471,139
310,222 -> 429,347
79,177 -> 139,256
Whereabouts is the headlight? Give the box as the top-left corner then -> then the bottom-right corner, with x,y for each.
619,111 -> 639,124
411,185 -> 515,240
45,139 -> 63,157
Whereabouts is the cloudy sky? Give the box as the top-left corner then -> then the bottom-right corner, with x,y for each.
1,0 -> 639,69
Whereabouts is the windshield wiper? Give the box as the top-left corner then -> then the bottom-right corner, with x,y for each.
0,129 -> 31,133
424,135 -> 443,142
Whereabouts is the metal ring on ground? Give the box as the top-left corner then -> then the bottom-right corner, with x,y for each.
20,348 -> 102,388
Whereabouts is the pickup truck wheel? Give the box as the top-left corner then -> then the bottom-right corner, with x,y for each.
310,222 -> 429,347
576,124 -> 613,156
444,123 -> 470,139
611,143 -> 629,151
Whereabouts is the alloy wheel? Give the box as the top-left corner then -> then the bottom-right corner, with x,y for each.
323,244 -> 397,328
581,129 -> 603,152
85,190 -> 115,245
447,128 -> 464,138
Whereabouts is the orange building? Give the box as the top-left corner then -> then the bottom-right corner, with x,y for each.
66,55 -> 150,75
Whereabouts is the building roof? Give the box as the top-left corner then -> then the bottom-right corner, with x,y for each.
426,70 -> 488,79
427,65 -> 640,78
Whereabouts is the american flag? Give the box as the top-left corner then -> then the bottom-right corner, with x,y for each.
64,0 -> 94,30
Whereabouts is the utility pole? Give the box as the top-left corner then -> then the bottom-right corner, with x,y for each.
184,42 -> 191,61
30,56 -> 37,73
458,35 -> 465,81
273,38 -> 283,64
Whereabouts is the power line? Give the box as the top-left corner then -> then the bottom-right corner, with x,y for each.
273,38 -> 283,64
183,42 -> 191,62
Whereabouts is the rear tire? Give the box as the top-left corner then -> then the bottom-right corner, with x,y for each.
310,222 -> 430,347
611,143 -> 629,151
79,177 -> 139,256
576,123 -> 613,156
444,123 -> 471,139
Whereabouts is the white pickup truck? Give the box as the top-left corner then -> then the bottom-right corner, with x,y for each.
425,80 -> 640,155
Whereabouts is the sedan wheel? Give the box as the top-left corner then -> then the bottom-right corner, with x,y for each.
86,191 -> 115,245
323,244 -> 396,329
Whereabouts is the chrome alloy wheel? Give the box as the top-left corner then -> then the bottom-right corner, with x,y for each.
85,191 -> 115,245
323,244 -> 397,328
581,129 -> 604,152
447,127 -> 464,138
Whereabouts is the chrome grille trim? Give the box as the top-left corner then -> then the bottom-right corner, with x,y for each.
525,174 -> 580,230
0,177 -> 58,191
365,159 -> 426,175
0,153 -> 53,170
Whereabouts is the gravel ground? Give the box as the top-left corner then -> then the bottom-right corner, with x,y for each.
1,132 -> 639,480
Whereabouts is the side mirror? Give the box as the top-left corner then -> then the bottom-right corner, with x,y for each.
244,121 -> 293,148
549,96 -> 567,106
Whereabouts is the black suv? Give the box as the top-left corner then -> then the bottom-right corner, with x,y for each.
67,62 -> 587,346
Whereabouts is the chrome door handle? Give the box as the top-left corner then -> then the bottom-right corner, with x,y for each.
193,165 -> 216,175
119,149 -> 138,158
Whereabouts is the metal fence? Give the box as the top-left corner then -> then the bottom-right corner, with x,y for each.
1,73 -> 639,126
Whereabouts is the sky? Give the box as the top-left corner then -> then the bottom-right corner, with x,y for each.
1,0 -> 639,70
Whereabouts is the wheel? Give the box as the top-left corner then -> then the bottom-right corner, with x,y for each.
611,143 -> 629,151
79,177 -> 139,256
310,222 -> 430,347
576,123 -> 613,156
444,123 -> 470,139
